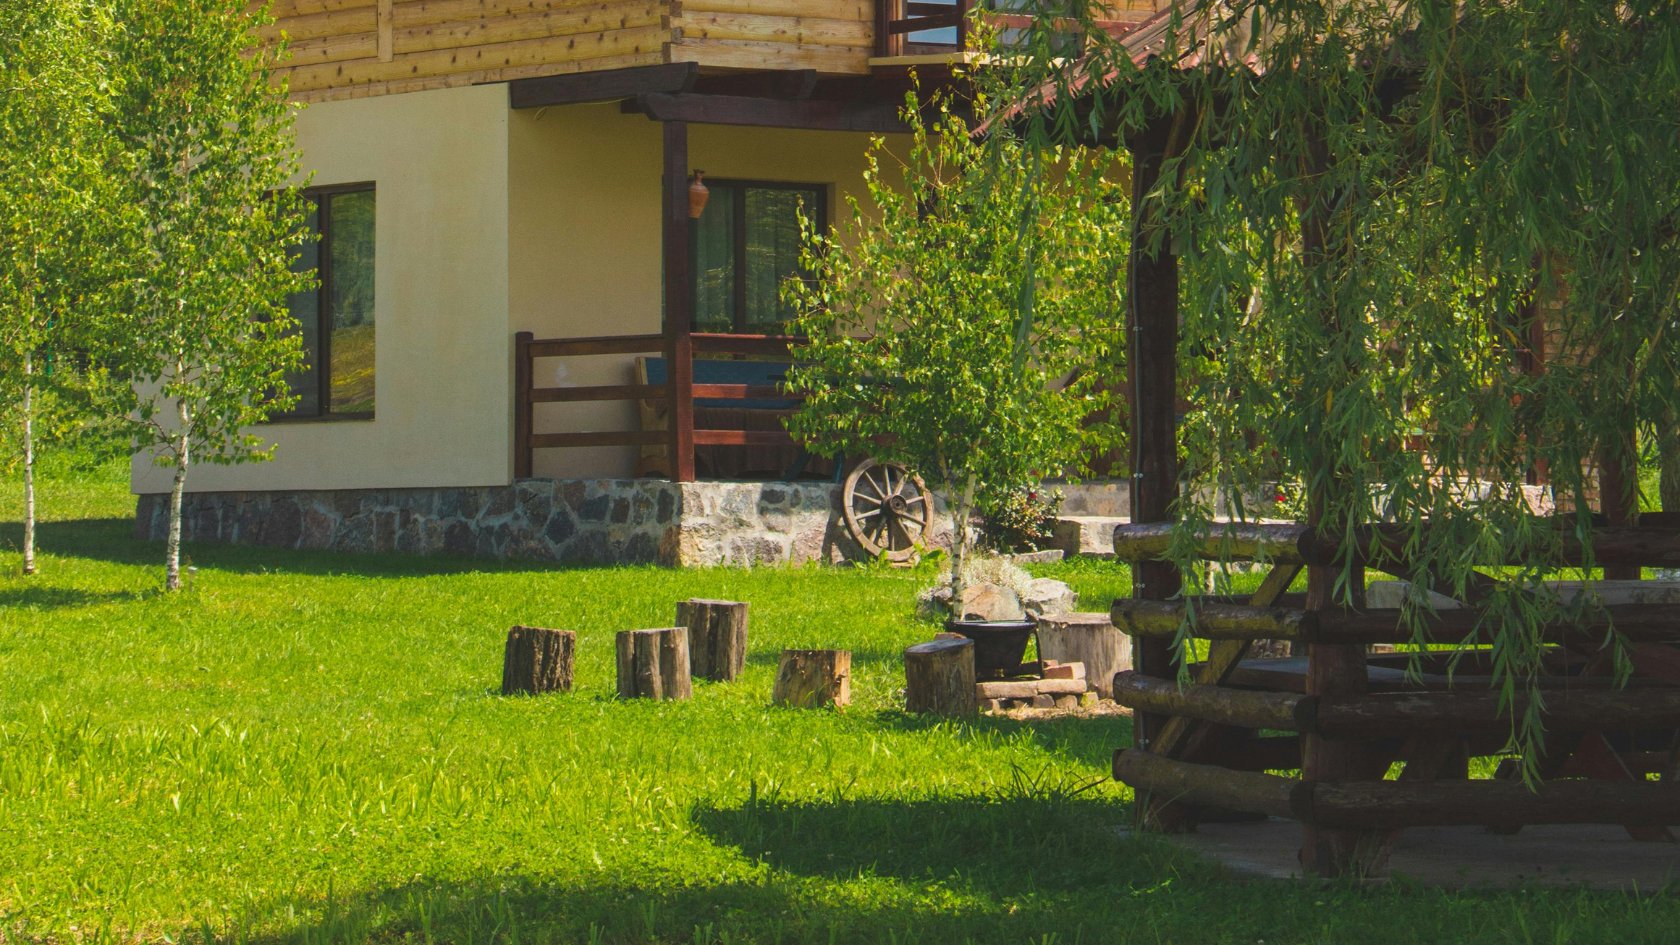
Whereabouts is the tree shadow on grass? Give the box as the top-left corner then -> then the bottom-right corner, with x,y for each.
225,831 -> 1216,945
0,583 -> 139,610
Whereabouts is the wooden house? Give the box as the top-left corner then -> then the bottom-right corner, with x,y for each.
130,0 -> 1161,565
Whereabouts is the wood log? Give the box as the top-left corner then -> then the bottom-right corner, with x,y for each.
1314,686 -> 1680,738
1112,749 -> 1298,820
615,627 -> 693,701
1115,598 -> 1680,646
772,649 -> 851,709
1293,777 -> 1680,829
1035,612 -> 1128,698
677,598 -> 750,682
501,626 -> 576,696
1113,599 -> 1312,641
903,638 -> 976,716
1112,522 -> 1321,565
1113,671 -> 1314,731
1112,520 -> 1680,570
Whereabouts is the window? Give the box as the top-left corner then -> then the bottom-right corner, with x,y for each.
692,180 -> 826,334
283,184 -> 376,419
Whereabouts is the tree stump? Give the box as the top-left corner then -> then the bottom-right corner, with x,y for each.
1035,611 -> 1130,699
772,649 -> 851,708
501,626 -> 576,696
615,627 -> 693,701
677,598 -> 750,682
904,638 -> 977,716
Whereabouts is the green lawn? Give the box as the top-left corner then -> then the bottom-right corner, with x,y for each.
3,459 -> 1680,944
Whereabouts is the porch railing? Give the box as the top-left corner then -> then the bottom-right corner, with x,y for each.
513,330 -> 807,482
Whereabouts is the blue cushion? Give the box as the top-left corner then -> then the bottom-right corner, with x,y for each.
643,358 -> 799,410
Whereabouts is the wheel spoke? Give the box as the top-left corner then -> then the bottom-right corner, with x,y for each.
854,492 -> 883,506
854,508 -> 882,521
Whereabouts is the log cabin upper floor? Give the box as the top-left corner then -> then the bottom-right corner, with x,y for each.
132,0 -> 1165,497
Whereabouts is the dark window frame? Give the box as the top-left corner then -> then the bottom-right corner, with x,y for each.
273,181 -> 377,423
696,178 -> 828,335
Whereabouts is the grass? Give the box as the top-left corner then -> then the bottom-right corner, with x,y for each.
3,456 -> 1680,944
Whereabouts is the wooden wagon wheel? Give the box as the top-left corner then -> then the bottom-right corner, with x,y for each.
842,459 -> 933,562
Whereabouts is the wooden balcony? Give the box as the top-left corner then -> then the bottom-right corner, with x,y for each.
255,0 -> 1166,103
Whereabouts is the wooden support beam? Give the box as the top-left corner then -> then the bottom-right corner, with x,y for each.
692,68 -> 818,99
1112,522 -> 1320,565
509,62 -> 698,108
662,119 -> 696,482
1113,599 -> 1312,641
514,331 -> 534,478
1123,110 -> 1188,832
631,92 -> 913,134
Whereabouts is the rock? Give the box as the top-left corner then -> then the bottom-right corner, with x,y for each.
1078,691 -> 1098,707
1054,694 -> 1079,710
981,698 -> 1003,713
1044,662 -> 1086,681
921,583 -> 1028,622
1022,578 -> 1077,617
1007,549 -> 1065,565
1031,694 -> 1056,709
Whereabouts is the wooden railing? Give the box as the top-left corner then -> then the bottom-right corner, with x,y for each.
874,0 -> 1150,57
514,330 -> 807,481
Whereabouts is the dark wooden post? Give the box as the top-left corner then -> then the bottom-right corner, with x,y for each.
875,0 -> 902,57
514,330 -> 534,479
663,120 -> 697,482
1124,113 -> 1186,831
1601,432 -> 1640,580
954,0 -> 970,52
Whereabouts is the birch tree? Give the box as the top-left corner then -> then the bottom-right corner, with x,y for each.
784,101 -> 1125,609
105,0 -> 309,590
0,0 -> 115,575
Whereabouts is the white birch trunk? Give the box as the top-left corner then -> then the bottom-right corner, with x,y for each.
165,389 -> 191,592
946,472 -> 978,618
21,349 -> 35,576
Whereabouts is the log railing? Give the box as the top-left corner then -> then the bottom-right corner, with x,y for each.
514,330 -> 806,481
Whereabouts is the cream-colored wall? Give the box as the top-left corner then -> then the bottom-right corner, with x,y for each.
132,84 -> 513,495
509,104 -> 901,479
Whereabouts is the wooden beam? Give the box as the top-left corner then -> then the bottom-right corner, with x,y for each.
509,61 -> 697,108
514,331 -> 534,479
663,120 -> 697,483
530,383 -> 668,403
692,68 -> 819,99
1113,672 -> 1313,731
530,431 -> 668,448
527,333 -> 668,357
376,0 -> 393,61
1296,776 -> 1680,829
631,92 -> 912,134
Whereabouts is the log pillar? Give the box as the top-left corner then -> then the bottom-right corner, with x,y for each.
1124,112 -> 1188,831
501,626 -> 575,695
677,598 -> 749,682
1601,431 -> 1640,580
904,638 -> 977,715
616,627 -> 694,700
773,649 -> 851,708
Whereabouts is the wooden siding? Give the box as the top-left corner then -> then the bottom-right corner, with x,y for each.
256,0 -> 876,102
256,0 -> 1169,103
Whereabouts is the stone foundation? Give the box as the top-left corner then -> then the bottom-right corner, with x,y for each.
134,479 -> 954,568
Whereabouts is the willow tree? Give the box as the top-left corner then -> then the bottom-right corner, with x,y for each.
104,0 -> 309,591
784,98 -> 1126,608
1005,0 -> 1680,764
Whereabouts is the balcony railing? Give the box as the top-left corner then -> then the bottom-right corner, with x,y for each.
513,331 -> 807,482
874,0 -> 1149,58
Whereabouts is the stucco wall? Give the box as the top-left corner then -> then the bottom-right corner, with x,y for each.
134,86 -> 901,495
508,104 -> 902,479
131,83 -> 513,495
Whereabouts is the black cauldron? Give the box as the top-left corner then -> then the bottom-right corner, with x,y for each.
944,618 -> 1038,678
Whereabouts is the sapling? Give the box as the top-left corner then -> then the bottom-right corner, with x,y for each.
785,97 -> 1125,612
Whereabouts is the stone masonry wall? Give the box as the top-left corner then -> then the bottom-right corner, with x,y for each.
134,479 -> 948,568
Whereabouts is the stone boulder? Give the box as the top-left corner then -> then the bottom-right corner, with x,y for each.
919,582 -> 1026,621
1022,578 -> 1078,617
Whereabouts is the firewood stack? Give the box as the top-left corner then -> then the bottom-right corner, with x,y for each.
976,660 -> 1100,712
